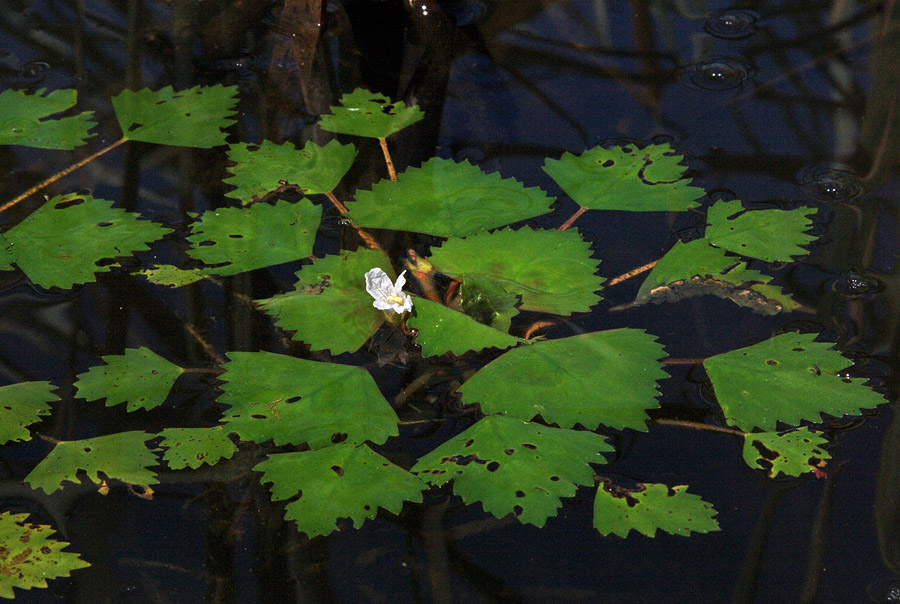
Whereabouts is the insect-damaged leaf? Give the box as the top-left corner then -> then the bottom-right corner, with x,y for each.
593,482 -> 719,537
704,332 -> 886,432
217,351 -> 398,448
0,382 -> 58,445
112,85 -> 238,147
459,330 -> 668,431
407,297 -> 523,357
0,88 -> 95,149
742,428 -> 831,478
255,443 -> 426,537
318,88 -> 424,139
347,158 -> 555,237
137,264 -> 205,287
705,200 -> 818,262
186,198 -> 321,276
0,194 -> 171,289
25,431 -> 159,494
74,347 -> 184,411
413,415 -> 612,527
543,143 -> 704,212
0,512 -> 90,599
157,427 -> 238,470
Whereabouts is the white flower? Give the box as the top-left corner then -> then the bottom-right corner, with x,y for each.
365,268 -> 413,314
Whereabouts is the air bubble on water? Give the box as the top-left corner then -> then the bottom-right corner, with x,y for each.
704,10 -> 759,39
867,578 -> 900,602
20,60 -> 49,81
833,271 -> 883,297
797,164 -> 863,201
678,58 -> 752,91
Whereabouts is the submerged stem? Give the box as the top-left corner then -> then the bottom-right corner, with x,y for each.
325,190 -> 382,251
652,418 -> 745,436
607,259 -> 658,287
557,205 -> 587,231
378,137 -> 397,181
0,137 -> 127,214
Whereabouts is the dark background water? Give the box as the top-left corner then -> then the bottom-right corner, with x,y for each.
1,0 -> 900,602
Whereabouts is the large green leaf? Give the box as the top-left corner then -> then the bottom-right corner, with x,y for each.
459,330 -> 668,431
635,239 -> 800,314
0,512 -> 90,599
157,427 -> 238,470
0,88 -> 95,149
407,297 -> 522,357
542,143 -> 705,212
112,85 -> 238,147
74,347 -> 184,411
347,158 -> 555,237
705,200 -> 818,262
318,88 -> 424,139
224,140 -> 357,204
255,443 -> 426,537
427,227 -> 603,315
217,351 -> 398,447
255,248 -> 393,354
186,199 -> 321,276
704,332 -> 886,431
0,194 -> 172,289
0,382 -> 58,445
742,428 -> 831,478
412,415 -> 612,527
25,431 -> 159,494
593,482 -> 719,537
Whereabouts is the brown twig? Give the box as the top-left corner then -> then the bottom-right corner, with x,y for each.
557,205 -> 587,231
607,260 -> 658,287
325,190 -> 382,251
652,418 -> 745,436
185,323 -> 226,365
661,357 -> 706,365
378,137 -> 397,181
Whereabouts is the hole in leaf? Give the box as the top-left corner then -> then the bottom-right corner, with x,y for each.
286,396 -> 302,404
486,461 -> 500,472
521,443 -> 537,450
331,433 -> 347,444
751,440 -> 779,460
54,197 -> 85,209
198,240 -> 216,247
513,505 -> 523,516
246,145 -> 260,152
251,414 -> 267,419
601,159 -> 614,167
504,449 -> 515,455
228,234 -> 244,239
463,439 -> 474,448
766,359 -> 778,366
127,123 -> 144,131
515,490 -> 525,498
96,222 -> 114,227
331,465 -> 344,476
83,447 -> 92,453
550,476 -> 559,481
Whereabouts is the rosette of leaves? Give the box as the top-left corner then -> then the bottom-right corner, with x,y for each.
0,194 -> 171,289
412,415 -> 613,527
593,482 -> 719,537
0,88 -> 95,149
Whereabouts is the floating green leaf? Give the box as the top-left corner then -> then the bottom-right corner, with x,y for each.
635,239 -> 800,314
0,194 -> 172,289
428,227 -> 603,315
256,443 -> 426,537
459,330 -> 667,431
407,297 -> 522,357
593,482 -> 719,537
0,512 -> 90,599
413,415 -> 612,527
0,88 -> 95,149
706,200 -> 818,262
224,140 -> 357,203
0,382 -> 58,445
543,143 -> 704,212
74,347 -> 184,411
186,199 -> 321,276
348,158 -> 555,237
704,332 -> 886,432
255,248 -> 393,354
458,273 -> 521,332
157,427 -> 238,470
112,85 -> 237,147
217,351 -> 398,447
742,428 -> 831,478
137,264 -> 205,287
318,88 -> 424,139
25,431 -> 158,494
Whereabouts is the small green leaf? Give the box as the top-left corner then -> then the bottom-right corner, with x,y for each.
593,482 -> 719,537
137,264 -> 205,287
224,140 -> 357,204
74,347 -> 184,411
255,248 -> 392,354
458,273 -> 521,332
635,239 -> 799,314
348,158 -> 555,237
427,227 -> 603,315
318,88 -> 424,139
157,427 -> 238,470
706,200 -> 818,262
543,143 -> 704,212
0,194 -> 172,289
0,88 -> 95,149
0,382 -> 58,445
255,443 -> 426,537
408,297 -> 523,357
742,428 -> 831,478
25,431 -> 159,494
112,85 -> 238,147
459,330 -> 668,431
217,351 -> 398,447
0,512 -> 90,599
704,332 -> 886,431
413,415 -> 612,527
186,199 -> 321,276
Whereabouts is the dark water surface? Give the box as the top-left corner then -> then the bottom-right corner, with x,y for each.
1,0 -> 900,602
